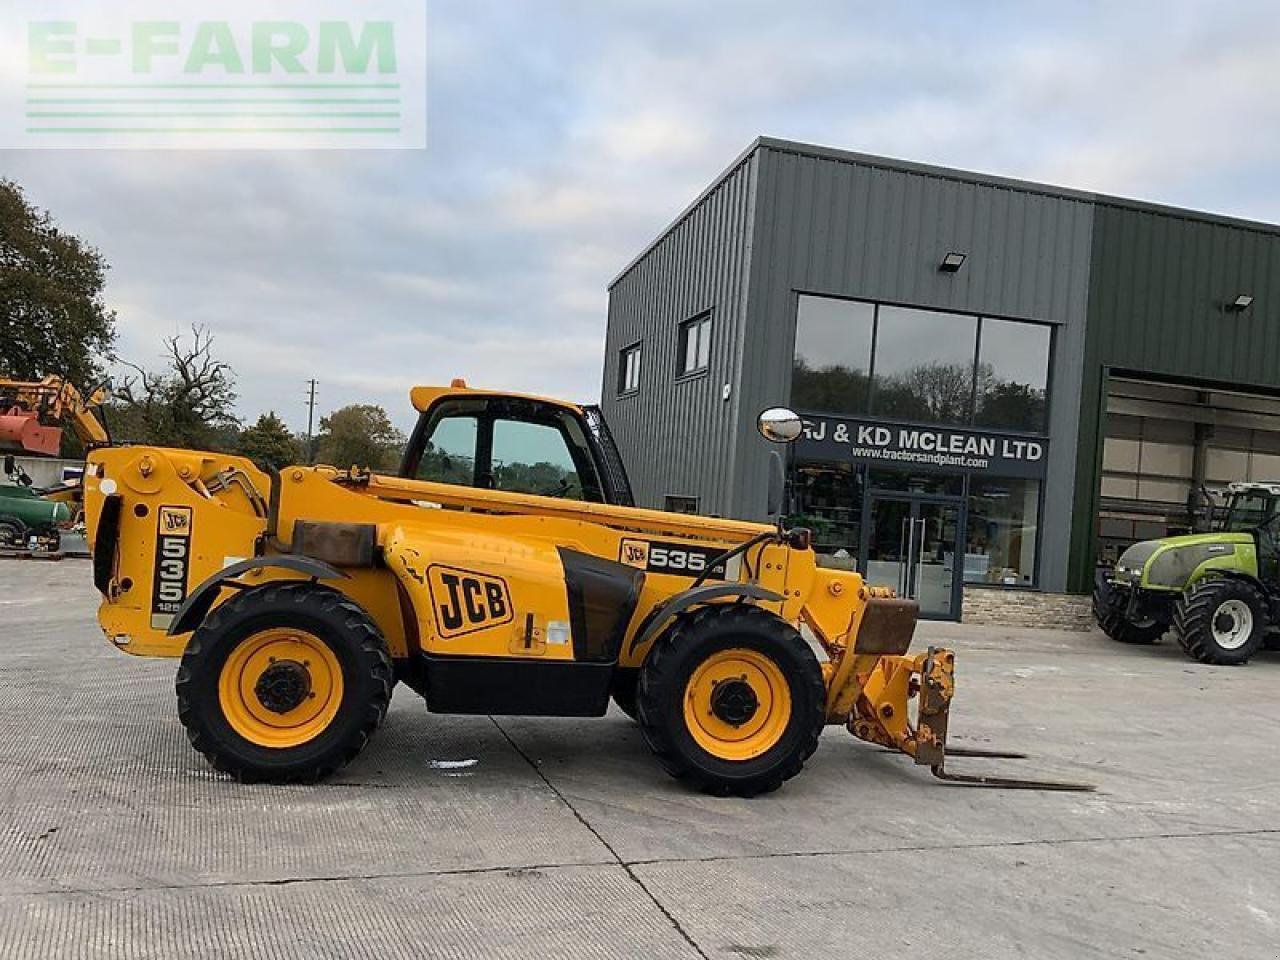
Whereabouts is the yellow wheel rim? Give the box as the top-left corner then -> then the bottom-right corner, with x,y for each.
217,627 -> 344,749
683,647 -> 792,761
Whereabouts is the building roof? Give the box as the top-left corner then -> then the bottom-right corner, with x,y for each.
609,135 -> 1280,289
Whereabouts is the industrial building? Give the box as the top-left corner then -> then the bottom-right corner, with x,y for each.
601,136 -> 1280,617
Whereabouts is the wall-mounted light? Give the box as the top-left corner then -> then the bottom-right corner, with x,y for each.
939,252 -> 967,273
1227,294 -> 1254,312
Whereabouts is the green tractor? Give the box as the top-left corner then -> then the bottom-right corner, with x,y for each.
1093,482 -> 1280,665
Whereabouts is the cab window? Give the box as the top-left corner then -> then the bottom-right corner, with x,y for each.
491,418 -> 583,499
414,415 -> 478,486
405,398 -> 605,502
1226,493 -> 1275,531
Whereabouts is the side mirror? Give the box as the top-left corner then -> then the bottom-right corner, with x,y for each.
757,407 -> 802,444
2,455 -> 13,475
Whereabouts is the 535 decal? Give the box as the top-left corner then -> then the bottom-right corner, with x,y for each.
618,538 -> 732,580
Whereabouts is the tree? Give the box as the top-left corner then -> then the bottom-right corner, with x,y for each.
791,358 -> 871,414
111,326 -> 240,451
239,412 -> 300,471
875,361 -> 975,423
0,179 -> 116,386
315,404 -> 405,470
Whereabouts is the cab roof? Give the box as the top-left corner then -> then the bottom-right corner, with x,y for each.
1227,481 -> 1280,496
409,379 -> 583,415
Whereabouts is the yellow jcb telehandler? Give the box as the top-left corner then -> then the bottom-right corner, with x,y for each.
81,381 -> 1089,796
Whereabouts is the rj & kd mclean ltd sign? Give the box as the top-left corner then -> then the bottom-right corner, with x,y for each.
795,414 -> 1048,479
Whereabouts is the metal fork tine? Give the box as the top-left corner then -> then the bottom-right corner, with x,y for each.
932,762 -> 1095,792
944,746 -> 1028,760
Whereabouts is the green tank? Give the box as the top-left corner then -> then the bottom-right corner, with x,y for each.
0,481 -> 72,550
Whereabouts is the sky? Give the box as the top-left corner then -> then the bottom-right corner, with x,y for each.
3,0 -> 1279,434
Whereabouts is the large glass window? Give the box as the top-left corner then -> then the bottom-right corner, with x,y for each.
965,477 -> 1040,586
872,306 -> 978,425
790,296 -> 1054,431
791,296 -> 874,415
976,318 -> 1052,431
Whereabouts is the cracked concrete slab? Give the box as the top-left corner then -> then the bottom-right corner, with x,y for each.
2,559 -> 1279,958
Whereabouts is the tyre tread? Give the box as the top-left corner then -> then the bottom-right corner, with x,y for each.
175,581 -> 392,783
635,604 -> 824,798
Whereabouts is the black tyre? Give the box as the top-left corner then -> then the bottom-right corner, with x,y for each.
176,581 -> 394,782
0,518 -> 25,549
1092,581 -> 1165,645
636,604 -> 825,797
611,669 -> 639,720
1173,578 -> 1267,665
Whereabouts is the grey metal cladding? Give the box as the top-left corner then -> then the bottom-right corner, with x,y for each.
1089,202 -> 1280,388
733,142 -> 1096,531
600,151 -> 759,516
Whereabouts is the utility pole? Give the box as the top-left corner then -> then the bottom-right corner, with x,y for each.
304,379 -> 319,464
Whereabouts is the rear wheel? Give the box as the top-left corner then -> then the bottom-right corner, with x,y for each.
176,581 -> 393,782
636,604 -> 824,797
1173,578 -> 1267,665
1092,581 -> 1165,644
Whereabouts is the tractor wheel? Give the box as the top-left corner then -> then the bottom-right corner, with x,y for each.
0,518 -> 24,549
1173,578 -> 1267,665
176,581 -> 394,782
1092,581 -> 1165,645
636,604 -> 824,797
610,669 -> 639,720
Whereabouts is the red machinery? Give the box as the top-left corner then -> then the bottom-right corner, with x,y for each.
0,378 -> 109,456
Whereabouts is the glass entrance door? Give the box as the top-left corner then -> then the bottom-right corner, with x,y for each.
863,495 -> 962,619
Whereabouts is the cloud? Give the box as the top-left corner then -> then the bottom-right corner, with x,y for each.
3,0 -> 1280,433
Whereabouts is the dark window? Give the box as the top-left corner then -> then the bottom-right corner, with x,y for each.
664,495 -> 699,514
678,314 -> 712,376
965,476 -> 1041,586
872,306 -> 978,426
618,343 -> 641,395
791,461 -> 863,568
975,318 -> 1051,431
791,295 -> 1054,433
791,296 -> 873,415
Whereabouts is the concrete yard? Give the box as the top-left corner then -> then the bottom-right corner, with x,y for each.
1,558 -> 1278,959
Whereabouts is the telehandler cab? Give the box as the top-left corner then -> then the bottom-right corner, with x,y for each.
82,381 -> 1089,796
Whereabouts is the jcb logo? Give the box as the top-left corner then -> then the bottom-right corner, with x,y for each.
620,539 -> 650,568
427,565 -> 513,638
158,506 -> 191,534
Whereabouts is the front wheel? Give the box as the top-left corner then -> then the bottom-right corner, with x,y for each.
636,604 -> 825,797
176,581 -> 394,782
1173,578 -> 1267,665
0,518 -> 25,549
1092,580 -> 1165,645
